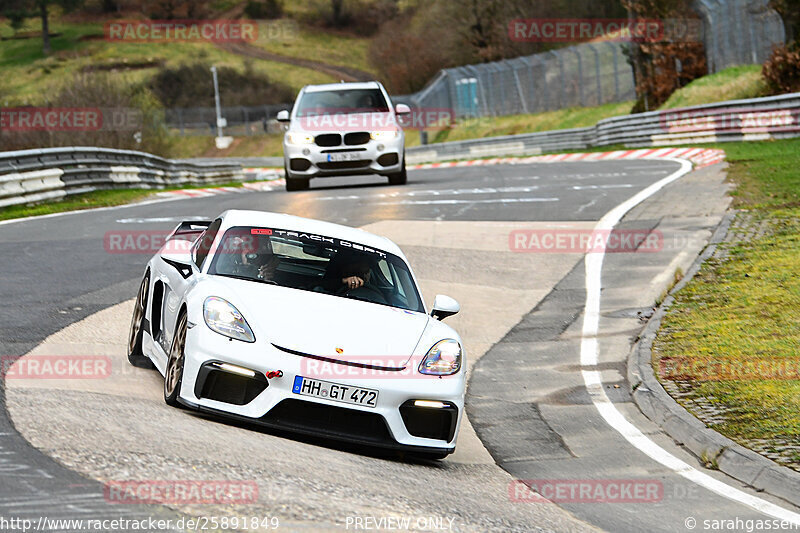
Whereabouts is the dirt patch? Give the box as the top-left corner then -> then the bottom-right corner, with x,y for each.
216,41 -> 374,82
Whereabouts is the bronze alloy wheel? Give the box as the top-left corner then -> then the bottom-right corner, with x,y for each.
164,313 -> 187,407
127,274 -> 154,369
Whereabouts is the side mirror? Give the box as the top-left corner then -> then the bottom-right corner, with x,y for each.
395,103 -> 411,115
276,110 -> 290,123
431,294 -> 460,321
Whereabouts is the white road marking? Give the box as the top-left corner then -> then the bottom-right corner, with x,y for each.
572,184 -> 633,190
373,197 -> 559,206
314,185 -> 542,201
580,157 -> 800,523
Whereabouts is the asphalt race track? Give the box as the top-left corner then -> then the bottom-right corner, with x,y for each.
2,161 -> 799,532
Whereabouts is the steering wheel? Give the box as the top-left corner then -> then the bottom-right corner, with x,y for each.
336,283 -> 388,305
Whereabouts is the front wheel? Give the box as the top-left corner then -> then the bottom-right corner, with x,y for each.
387,159 -> 407,185
285,173 -> 310,191
127,273 -> 154,369
164,313 -> 187,407
413,449 -> 451,461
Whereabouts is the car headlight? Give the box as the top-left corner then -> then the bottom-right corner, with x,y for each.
370,130 -> 399,141
203,296 -> 255,343
419,339 -> 462,375
286,132 -> 314,145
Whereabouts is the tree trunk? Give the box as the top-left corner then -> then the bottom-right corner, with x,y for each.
40,1 -> 50,55
331,0 -> 343,25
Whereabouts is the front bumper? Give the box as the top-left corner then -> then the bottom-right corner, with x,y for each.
283,134 -> 404,179
178,324 -> 465,454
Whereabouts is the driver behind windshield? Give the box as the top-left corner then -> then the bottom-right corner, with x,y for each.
319,254 -> 372,293
342,258 -> 371,290
217,234 -> 280,281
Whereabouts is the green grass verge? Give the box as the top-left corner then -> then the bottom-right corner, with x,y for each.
430,101 -> 635,144
653,137 -> 800,469
0,189 -> 153,221
0,181 -> 249,221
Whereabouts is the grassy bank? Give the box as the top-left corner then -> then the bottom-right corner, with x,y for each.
430,101 -> 635,144
0,14 -> 372,106
653,138 -> 800,469
660,65 -> 768,110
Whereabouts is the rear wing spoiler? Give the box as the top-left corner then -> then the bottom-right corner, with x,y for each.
166,220 -> 213,242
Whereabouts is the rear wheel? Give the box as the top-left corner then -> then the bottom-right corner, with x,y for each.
387,159 -> 407,185
127,273 -> 154,369
164,313 -> 187,407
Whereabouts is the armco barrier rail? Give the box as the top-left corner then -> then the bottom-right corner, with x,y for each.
0,147 -> 243,208
406,92 -> 800,163
2,92 -> 799,205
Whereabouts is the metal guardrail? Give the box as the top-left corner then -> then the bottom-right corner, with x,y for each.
406,92 -> 800,163
0,147 -> 243,208
3,92 -> 799,205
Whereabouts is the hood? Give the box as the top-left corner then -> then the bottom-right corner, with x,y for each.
216,278 -> 429,368
293,112 -> 397,134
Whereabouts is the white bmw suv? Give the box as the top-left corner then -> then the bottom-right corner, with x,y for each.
277,81 -> 409,191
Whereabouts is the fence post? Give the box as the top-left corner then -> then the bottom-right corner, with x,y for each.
609,43 -> 620,102
508,60 -> 529,114
536,55 -> 549,112
548,50 -> 565,109
587,43 -> 602,106
570,47 -> 585,107
522,56 -> 543,112
466,65 -> 490,117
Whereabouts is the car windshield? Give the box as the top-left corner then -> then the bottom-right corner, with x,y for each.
208,226 -> 424,313
295,88 -> 390,117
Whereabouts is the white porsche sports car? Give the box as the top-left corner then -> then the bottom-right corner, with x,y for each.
128,210 -> 465,459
